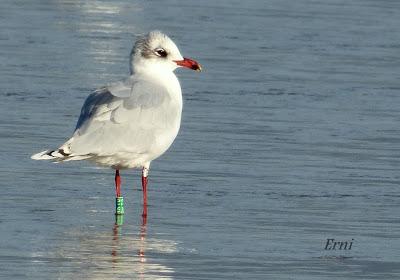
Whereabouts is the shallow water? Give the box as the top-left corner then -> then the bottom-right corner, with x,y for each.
1,0 -> 400,279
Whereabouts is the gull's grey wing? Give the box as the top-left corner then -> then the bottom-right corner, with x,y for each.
75,77 -> 166,131
68,77 -> 178,157
74,86 -> 116,131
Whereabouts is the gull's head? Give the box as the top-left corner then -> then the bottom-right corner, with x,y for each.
130,30 -> 201,74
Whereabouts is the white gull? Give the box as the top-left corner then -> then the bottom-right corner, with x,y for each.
31,30 -> 201,217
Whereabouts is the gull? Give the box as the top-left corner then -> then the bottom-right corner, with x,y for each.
31,30 -> 201,217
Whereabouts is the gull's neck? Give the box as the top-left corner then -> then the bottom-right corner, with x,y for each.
131,62 -> 182,102
133,62 -> 177,84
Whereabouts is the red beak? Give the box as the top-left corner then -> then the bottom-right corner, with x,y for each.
174,57 -> 202,72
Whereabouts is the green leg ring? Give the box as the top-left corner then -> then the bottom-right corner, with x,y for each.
115,196 -> 125,215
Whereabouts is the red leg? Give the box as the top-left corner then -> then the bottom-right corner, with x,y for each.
141,168 -> 148,218
115,169 -> 121,197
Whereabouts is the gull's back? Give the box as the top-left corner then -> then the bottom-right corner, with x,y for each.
66,72 -> 183,169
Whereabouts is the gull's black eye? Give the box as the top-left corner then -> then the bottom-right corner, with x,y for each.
154,48 -> 167,57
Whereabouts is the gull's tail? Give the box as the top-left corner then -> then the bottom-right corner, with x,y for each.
31,142 -> 91,162
31,149 -> 71,161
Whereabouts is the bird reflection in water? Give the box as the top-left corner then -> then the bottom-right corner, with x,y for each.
111,207 -> 148,266
105,201 -> 176,279
138,214 -> 147,263
49,204 -> 176,279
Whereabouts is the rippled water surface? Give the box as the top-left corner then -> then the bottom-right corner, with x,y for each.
1,0 -> 400,279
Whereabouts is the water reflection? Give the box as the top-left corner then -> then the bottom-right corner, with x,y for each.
110,215 -> 146,278
50,214 -> 176,279
53,0 -> 143,82
111,214 -> 148,271
138,215 -> 147,264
